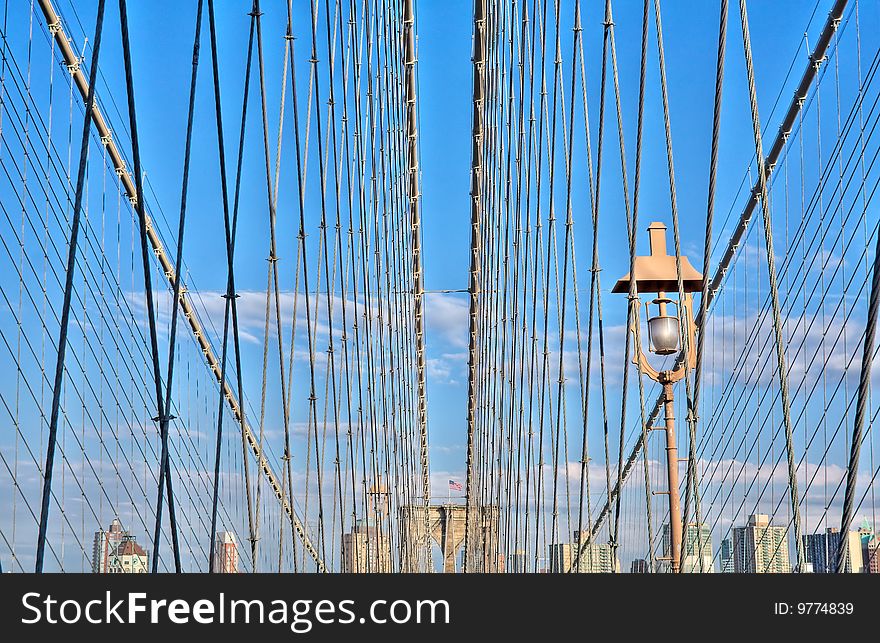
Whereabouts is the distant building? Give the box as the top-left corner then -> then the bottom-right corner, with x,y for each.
508,550 -> 527,573
662,522 -> 714,573
108,539 -> 149,574
733,514 -> 791,573
630,558 -> 649,574
460,549 -> 505,573
342,520 -> 391,573
865,537 -> 880,574
213,531 -> 239,573
858,523 -> 879,573
803,528 -> 863,573
92,519 -> 148,574
548,531 -> 620,573
92,518 -> 126,573
720,538 -> 734,573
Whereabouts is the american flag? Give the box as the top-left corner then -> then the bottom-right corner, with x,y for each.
448,480 -> 463,492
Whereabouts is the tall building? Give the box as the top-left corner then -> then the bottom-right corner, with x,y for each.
719,538 -> 734,573
864,536 -> 880,574
508,550 -> 527,573
548,531 -> 620,573
92,518 -> 126,573
630,558 -> 649,574
342,520 -> 392,573
803,528 -> 863,573
662,522 -> 714,573
213,531 -> 239,573
858,523 -> 879,573
92,518 -> 148,574
733,514 -> 791,573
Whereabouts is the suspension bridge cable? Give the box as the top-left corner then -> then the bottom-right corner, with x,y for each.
651,0 -> 701,573
206,0 -> 256,572
151,0 -> 205,575
118,0 -> 185,574
683,0 -> 728,575
31,0 -> 321,572
836,15 -> 877,579
588,0 -> 848,540
738,0 -> 805,572
463,0 -> 487,574
34,0 -> 104,573
605,0 -> 654,566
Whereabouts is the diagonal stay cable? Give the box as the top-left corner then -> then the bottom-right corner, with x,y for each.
119,0 -> 181,574
206,0 -> 257,572
588,0 -> 848,541
119,0 -> 186,574
836,191 -> 880,571
34,0 -> 323,571
151,0 -> 205,575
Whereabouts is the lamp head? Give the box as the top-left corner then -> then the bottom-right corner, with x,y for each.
647,313 -> 680,355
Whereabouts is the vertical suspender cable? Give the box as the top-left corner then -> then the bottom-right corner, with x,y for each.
837,25 -> 880,568
683,0 -> 727,574
620,0 -> 654,570
253,0 -> 284,573
837,221 -> 880,570
652,0 -> 701,572
606,0 -> 654,566
591,0 -> 614,552
586,0 -> 847,541
402,0 -> 432,575
737,0 -> 804,572
35,0 -> 106,573
464,0 -> 487,574
35,0 -> 323,571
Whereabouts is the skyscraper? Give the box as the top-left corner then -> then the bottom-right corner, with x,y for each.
662,522 -> 714,573
548,531 -> 620,573
92,518 -> 148,574
213,531 -> 239,573
732,514 -> 791,573
865,536 -> 880,574
803,528 -> 864,573
508,550 -> 527,573
630,558 -> 649,574
858,523 -> 879,573
92,518 -> 126,573
719,538 -> 734,573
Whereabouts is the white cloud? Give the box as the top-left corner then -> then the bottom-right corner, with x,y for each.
425,293 -> 469,349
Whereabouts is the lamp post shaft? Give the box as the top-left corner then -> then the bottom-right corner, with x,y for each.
663,381 -> 683,573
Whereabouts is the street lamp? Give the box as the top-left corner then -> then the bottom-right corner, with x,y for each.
612,221 -> 703,573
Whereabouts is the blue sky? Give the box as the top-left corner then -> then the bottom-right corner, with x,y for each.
81,0 -> 846,470
3,0 -> 880,572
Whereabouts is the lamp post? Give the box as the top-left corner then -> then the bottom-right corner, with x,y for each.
613,222 -> 703,573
